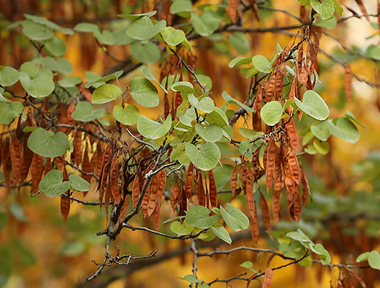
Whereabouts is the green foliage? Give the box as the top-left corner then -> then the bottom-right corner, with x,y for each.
27,128 -> 70,158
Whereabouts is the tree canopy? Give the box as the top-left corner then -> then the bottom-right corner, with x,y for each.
1,0 -> 380,287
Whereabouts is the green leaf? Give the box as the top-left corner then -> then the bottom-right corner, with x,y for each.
228,32 -> 251,54
183,275 -> 202,283
143,68 -> 168,93
188,94 -> 215,113
313,139 -> 329,155
32,57 -> 72,74
137,115 -> 172,140
171,81 -> 195,93
252,55 -> 271,73
91,84 -> 122,104
44,36 -> 66,57
211,224 -> 232,244
185,142 -> 221,171
261,101 -> 283,126
310,0 -> 335,20
368,251 -> 380,270
74,22 -> 98,32
194,228 -> 216,241
59,241 -> 85,256
130,41 -> 161,64
286,229 -> 312,243
310,122 -> 330,141
327,118 -> 359,143
113,104 -> 140,125
0,101 -> 23,125
28,128 -> 70,157
93,29 -> 115,45
22,21 -> 54,41
185,206 -> 219,229
24,14 -> 73,35
207,107 -> 229,127
126,16 -> 166,40
345,111 -> 364,128
58,76 -> 82,88
72,102 -> 105,122
19,69 -> 55,98
356,252 -> 370,263
170,0 -> 193,14
118,11 -> 157,20
222,91 -> 254,112
195,123 -> 223,142
310,243 -> 331,264
228,57 -> 252,68
161,26 -> 186,46
20,62 -> 39,77
315,16 -> 337,29
69,174 -> 90,191
238,128 -> 264,139
294,90 -> 329,120
0,66 -> 19,86
170,221 -> 194,235
39,170 -> 70,197
191,10 -> 221,36
9,203 -> 28,222
220,203 -> 249,232
130,77 -> 159,107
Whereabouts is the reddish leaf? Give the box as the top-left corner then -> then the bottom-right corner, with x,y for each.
262,268 -> 274,288
230,163 -> 238,198
9,135 -> 21,186
228,0 -> 237,23
260,192 -> 272,232
73,130 -> 82,167
170,180 -> 180,211
185,163 -> 194,198
209,170 -> 217,208
110,153 -> 120,204
61,192 -> 71,222
44,158 -> 52,175
31,153 -> 44,194
285,118 -> 299,151
265,138 -> 276,193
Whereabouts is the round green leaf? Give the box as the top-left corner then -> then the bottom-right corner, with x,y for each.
72,101 -> 105,122
185,142 -> 221,171
126,17 -> 166,40
44,36 -> 66,57
295,90 -> 329,120
0,66 -> 20,86
310,122 -> 330,141
356,252 -> 370,263
137,115 -> 172,140
310,0 -> 334,20
170,0 -> 192,14
286,229 -> 312,243
261,101 -> 283,126
185,206 -> 219,229
113,104 -> 140,125
130,41 -> 161,64
20,61 -> 39,77
220,203 -> 249,232
39,170 -> 70,197
74,22 -> 98,32
368,251 -> 380,270
161,27 -> 186,46
171,81 -> 194,93
93,29 -> 115,45
191,10 -> 221,36
195,123 -> 223,142
58,76 -> 82,88
27,128 -> 70,157
56,58 -> 73,74
69,174 -> 90,191
228,57 -> 252,68
310,243 -> 331,265
130,77 -> 159,107
327,118 -> 359,143
228,32 -> 251,54
170,221 -> 194,235
91,84 -> 122,104
0,101 -> 23,125
252,55 -> 271,73
22,22 -> 54,41
19,69 -> 55,98
313,139 -> 329,155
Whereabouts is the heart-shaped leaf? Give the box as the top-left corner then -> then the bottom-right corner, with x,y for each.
39,170 -> 70,197
252,55 -> 271,73
0,101 -> 24,125
27,128 -> 70,157
185,206 -> 219,229
72,102 -> 105,122
295,90 -> 329,120
113,104 -> 140,125
261,101 -> 283,126
130,77 -> 159,107
130,41 -> 161,64
137,115 -> 172,139
91,84 -> 122,104
327,118 -> 359,143
220,203 -> 249,232
126,16 -> 166,40
69,174 -> 90,191
161,26 -> 186,46
195,124 -> 223,142
185,142 -> 221,171
19,69 -> 55,98
0,66 -> 20,86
